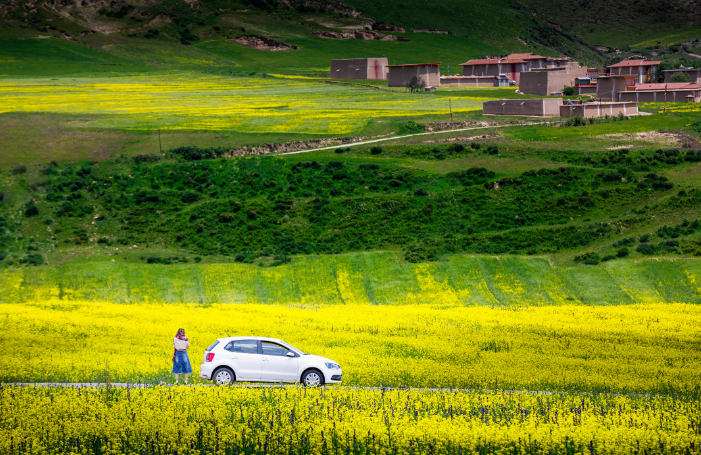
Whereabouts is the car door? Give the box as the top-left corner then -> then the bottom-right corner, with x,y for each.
223,340 -> 262,380
260,341 -> 298,382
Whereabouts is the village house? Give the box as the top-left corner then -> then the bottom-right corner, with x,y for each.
518,61 -> 588,96
387,63 -> 441,88
330,58 -> 388,80
459,53 -> 580,85
606,57 -> 661,84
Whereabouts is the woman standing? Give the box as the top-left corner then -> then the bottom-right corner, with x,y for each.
172,328 -> 192,384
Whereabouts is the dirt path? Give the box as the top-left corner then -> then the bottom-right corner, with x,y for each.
278,122 -> 553,156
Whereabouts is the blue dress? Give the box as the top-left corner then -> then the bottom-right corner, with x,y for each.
172,350 -> 193,374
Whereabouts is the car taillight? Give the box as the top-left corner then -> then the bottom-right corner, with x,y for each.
206,353 -> 215,362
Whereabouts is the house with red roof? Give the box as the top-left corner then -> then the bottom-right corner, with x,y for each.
606,57 -> 661,84
459,53 -> 574,85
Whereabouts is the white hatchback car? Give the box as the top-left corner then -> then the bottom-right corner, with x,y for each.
199,336 -> 343,387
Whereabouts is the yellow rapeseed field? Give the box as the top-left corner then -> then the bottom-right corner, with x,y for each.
1,385 -> 699,455
2,300 -> 700,395
0,74 -> 487,134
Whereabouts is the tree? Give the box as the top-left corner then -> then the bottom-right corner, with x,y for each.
404,75 -> 426,92
670,71 -> 691,83
562,86 -> 575,96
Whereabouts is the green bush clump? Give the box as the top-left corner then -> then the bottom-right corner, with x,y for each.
657,219 -> 699,238
616,247 -> 629,258
168,146 -> 227,161
180,191 -> 202,203
405,240 -> 439,263
446,168 -> 496,187
398,121 -> 424,135
133,154 -> 162,164
20,253 -> 44,266
574,252 -> 600,265
24,203 -> 39,217
370,146 -> 384,155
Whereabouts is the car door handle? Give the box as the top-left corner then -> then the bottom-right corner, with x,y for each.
231,356 -> 238,359
262,357 -> 269,362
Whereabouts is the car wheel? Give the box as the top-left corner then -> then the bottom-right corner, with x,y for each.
302,369 -> 323,388
213,367 -> 235,385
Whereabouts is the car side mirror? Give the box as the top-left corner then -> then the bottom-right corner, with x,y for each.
286,352 -> 295,358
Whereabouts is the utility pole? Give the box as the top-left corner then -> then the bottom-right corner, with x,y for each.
664,83 -> 667,113
449,99 -> 453,122
158,128 -> 162,153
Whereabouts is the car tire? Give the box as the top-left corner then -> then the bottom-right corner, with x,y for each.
301,369 -> 324,388
212,367 -> 235,385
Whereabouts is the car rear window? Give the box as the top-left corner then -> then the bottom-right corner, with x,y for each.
205,341 -> 220,352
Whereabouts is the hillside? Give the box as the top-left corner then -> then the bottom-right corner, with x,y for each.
0,0 -> 699,78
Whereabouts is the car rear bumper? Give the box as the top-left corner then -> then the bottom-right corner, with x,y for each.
200,363 -> 215,380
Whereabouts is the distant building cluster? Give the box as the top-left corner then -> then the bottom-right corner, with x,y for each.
328,54 -> 699,118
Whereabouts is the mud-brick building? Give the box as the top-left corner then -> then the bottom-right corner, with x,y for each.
663,67 -> 701,84
439,75 -> 496,87
459,53 -> 559,85
618,83 -> 701,103
519,62 -> 588,96
387,63 -> 441,88
482,98 -> 562,117
330,58 -> 389,80
606,58 -> 661,84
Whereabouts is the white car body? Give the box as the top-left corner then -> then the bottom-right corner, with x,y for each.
199,336 -> 342,387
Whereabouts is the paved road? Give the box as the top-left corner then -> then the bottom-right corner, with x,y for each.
278,122 -> 553,156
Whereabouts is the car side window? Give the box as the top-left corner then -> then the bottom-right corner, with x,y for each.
262,341 -> 290,357
224,340 -> 258,354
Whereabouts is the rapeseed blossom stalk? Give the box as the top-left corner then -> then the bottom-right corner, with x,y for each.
0,385 -> 699,454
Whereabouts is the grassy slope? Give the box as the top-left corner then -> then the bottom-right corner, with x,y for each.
1,253 -> 700,305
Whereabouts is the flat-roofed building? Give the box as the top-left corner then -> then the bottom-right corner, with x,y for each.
439,75 -> 496,87
330,58 -> 389,80
560,102 -> 638,118
663,67 -> 700,83
618,82 -> 701,103
596,75 -> 636,101
483,98 -> 562,117
519,62 -> 587,96
387,63 -> 441,87
606,58 -> 661,84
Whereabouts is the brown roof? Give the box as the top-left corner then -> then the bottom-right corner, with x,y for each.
507,53 -> 548,60
459,58 -> 526,65
635,82 -> 701,91
387,63 -> 441,67
608,59 -> 661,68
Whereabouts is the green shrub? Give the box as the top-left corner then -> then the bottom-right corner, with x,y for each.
133,154 -> 162,164
24,204 -> 39,217
574,252 -> 600,265
370,146 -> 384,155
616,247 -> 629,258
11,165 -> 27,175
670,72 -> 691,83
563,86 -> 575,96
180,191 -> 202,203
399,121 -> 424,135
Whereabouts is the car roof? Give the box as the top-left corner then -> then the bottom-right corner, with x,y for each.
216,336 -> 285,343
